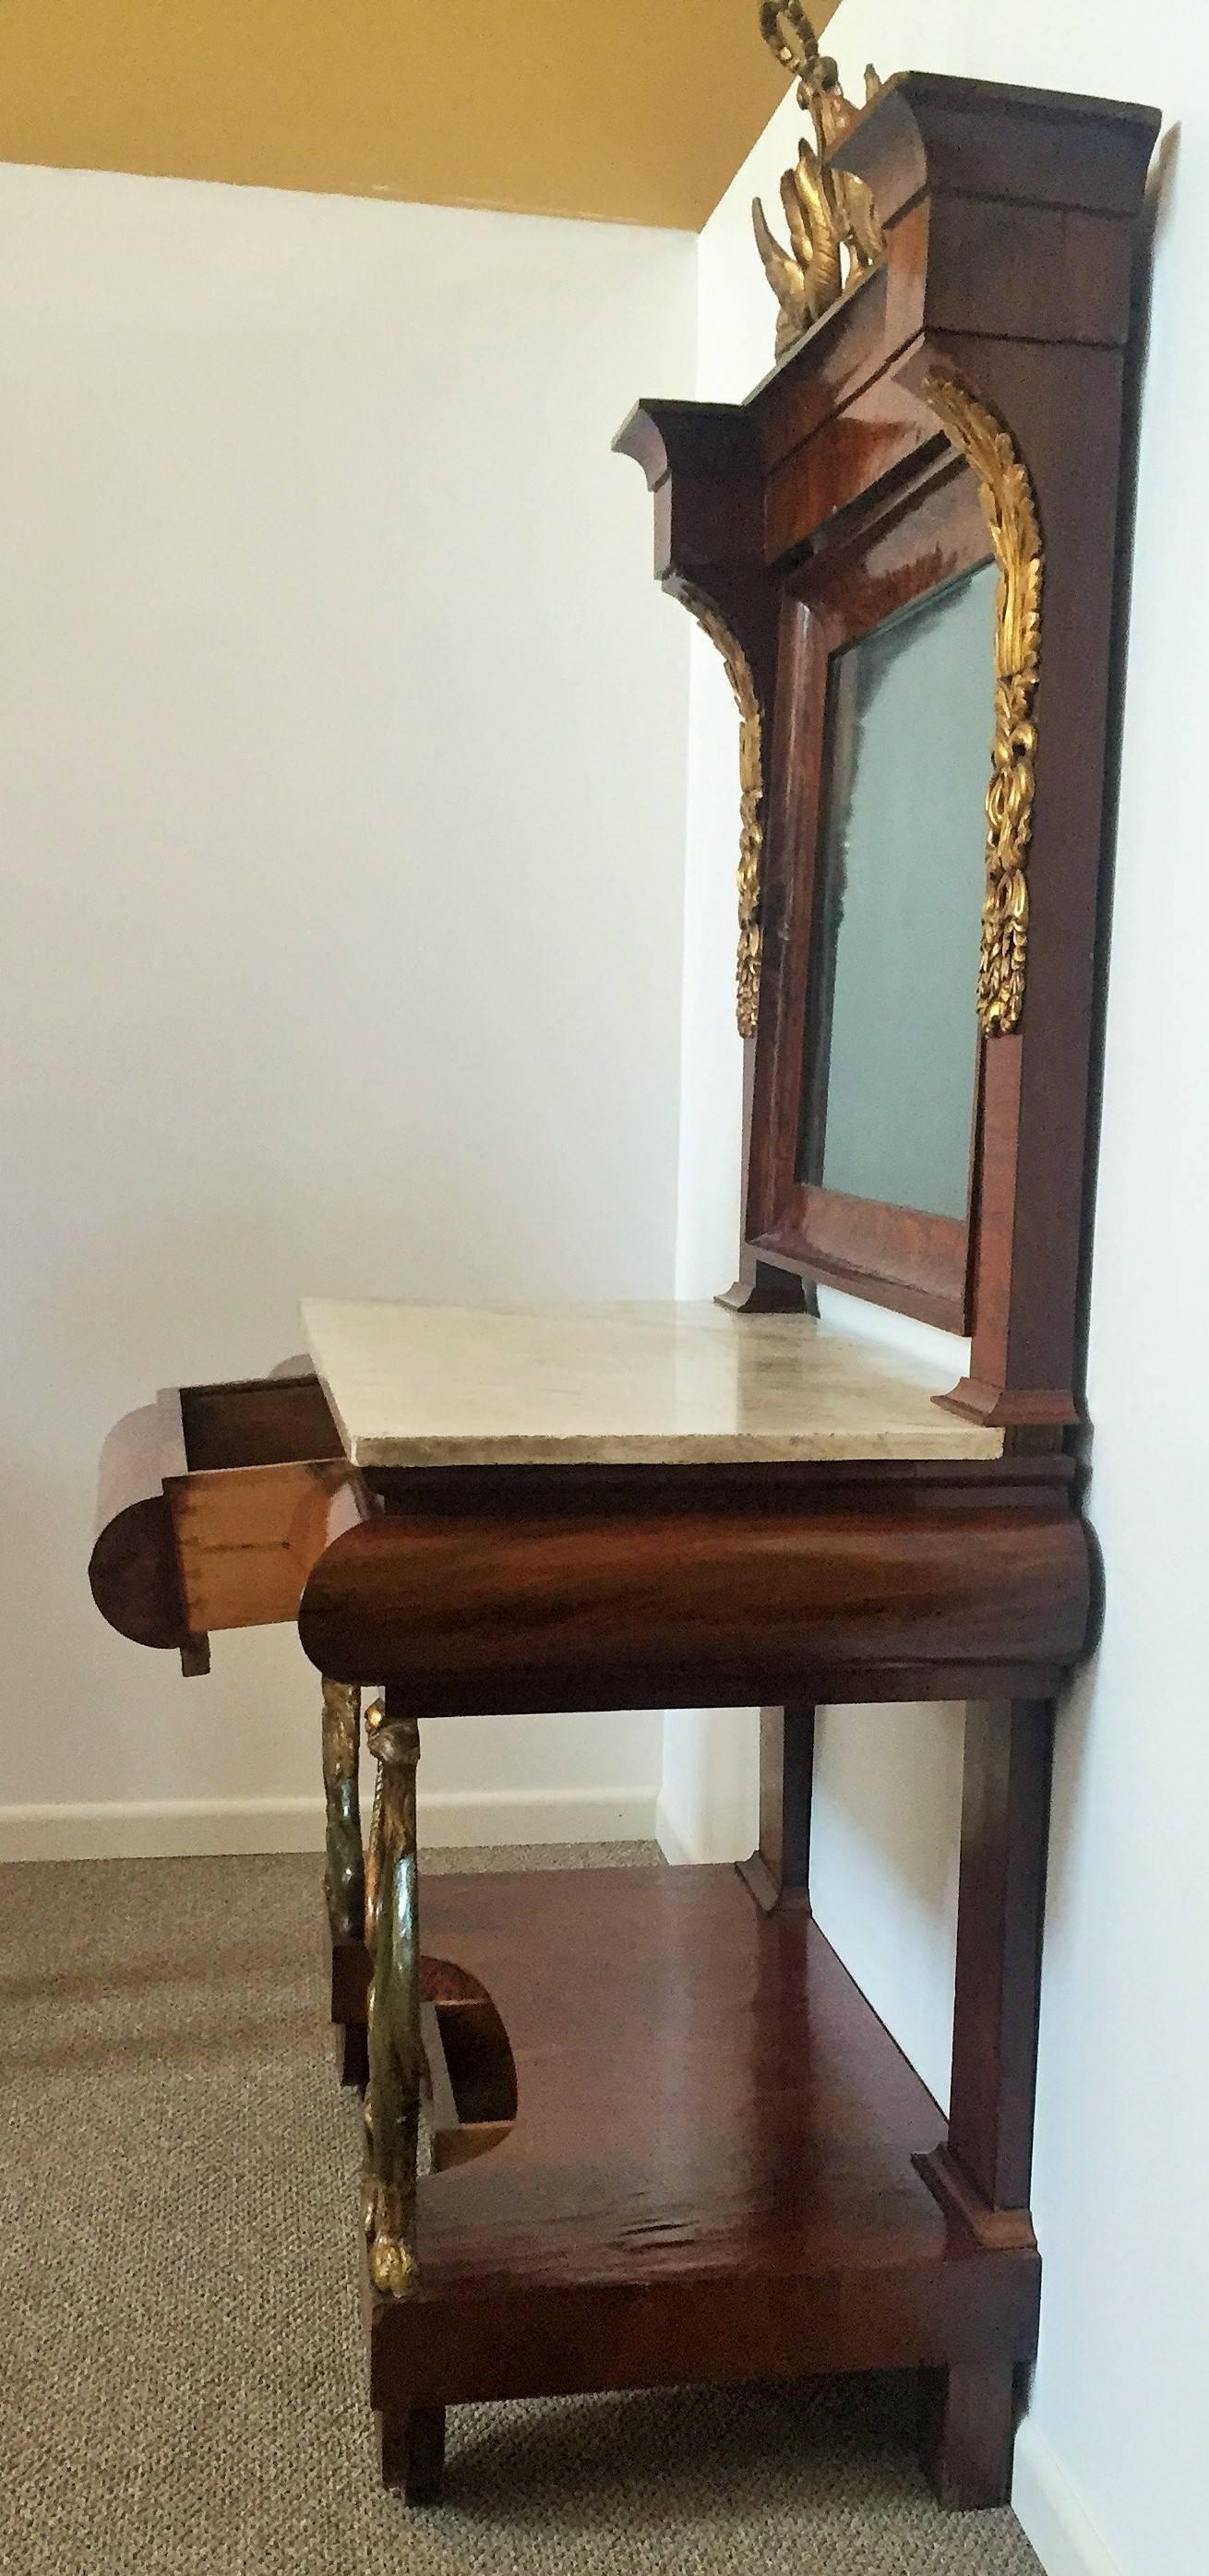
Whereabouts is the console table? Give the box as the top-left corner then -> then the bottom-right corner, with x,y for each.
89,39 -> 1157,2515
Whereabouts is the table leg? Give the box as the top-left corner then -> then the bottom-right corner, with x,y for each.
947,1699 -> 1053,2213
379,2404 -> 446,2503
918,1697 -> 1053,2506
920,2361 -> 1018,2510
736,1703 -> 815,1914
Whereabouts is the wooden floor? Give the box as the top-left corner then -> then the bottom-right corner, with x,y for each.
371,1866 -> 1040,2413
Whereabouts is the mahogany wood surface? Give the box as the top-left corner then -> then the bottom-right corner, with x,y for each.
178,1372 -> 342,1471
299,1473 -> 1089,1706
379,2404 -> 446,2503
919,2360 -> 1019,2513
946,1697 -> 1053,2211
92,1374 -> 1085,1672
329,1927 -> 371,2087
89,1399 -> 193,1652
368,1866 -> 1039,2494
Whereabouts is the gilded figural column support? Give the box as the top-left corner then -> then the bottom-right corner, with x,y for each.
363,1699 -> 424,2297
321,1676 -> 365,1944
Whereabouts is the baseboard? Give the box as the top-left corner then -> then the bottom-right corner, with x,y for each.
423,1787 -> 656,1852
1013,2420 -> 1126,2576
654,1787 -> 701,1866
0,1786 -> 658,1865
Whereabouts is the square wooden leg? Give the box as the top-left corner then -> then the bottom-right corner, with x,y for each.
919,2361 -> 1018,2509
329,1929 -> 371,2090
379,2404 -> 446,2503
736,1703 -> 814,1914
321,1672 -> 369,2085
334,2012 -> 368,2090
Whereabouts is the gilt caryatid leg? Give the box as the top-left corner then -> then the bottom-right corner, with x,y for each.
363,1700 -> 424,2297
321,1677 -> 365,1944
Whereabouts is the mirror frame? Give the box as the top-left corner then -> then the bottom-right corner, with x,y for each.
747,447 -> 994,1331
618,73 -> 1159,1426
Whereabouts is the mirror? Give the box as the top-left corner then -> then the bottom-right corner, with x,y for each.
799,558 -> 998,1222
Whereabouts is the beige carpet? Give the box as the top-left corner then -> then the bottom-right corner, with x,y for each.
0,1844 -> 1043,2575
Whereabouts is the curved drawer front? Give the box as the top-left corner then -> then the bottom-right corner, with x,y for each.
298,1490 -> 1091,1711
90,1372 -> 365,1658
90,1401 -> 189,1650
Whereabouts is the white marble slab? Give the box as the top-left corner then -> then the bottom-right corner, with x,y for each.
301,1299 -> 1002,1470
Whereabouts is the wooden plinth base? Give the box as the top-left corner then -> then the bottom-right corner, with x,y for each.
369,1865 -> 1039,2510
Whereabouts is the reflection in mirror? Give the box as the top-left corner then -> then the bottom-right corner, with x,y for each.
799,559 -> 998,1222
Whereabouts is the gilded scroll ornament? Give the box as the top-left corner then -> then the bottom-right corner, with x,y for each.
925,374 -> 1044,1035
753,6 -> 884,362
684,593 -> 764,1038
362,1699 -> 424,2298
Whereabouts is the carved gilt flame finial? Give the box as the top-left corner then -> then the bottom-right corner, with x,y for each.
753,6 -> 884,362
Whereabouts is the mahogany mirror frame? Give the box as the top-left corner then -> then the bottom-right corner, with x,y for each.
617,72 -> 1160,1430
747,445 -> 994,1334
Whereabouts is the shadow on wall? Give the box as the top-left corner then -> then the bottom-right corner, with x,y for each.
810,1699 -> 965,2111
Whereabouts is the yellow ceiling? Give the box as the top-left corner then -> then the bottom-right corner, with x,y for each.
0,1 -> 839,233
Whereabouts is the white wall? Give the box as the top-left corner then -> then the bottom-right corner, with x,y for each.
0,161 -> 696,1856
5,42 -> 1203,2565
682,8 -> 1206,2575
656,140 -> 794,1872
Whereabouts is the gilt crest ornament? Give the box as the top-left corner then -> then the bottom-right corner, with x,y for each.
752,4 -> 885,361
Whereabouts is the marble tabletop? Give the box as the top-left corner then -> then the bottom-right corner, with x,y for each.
300,1299 -> 1002,1471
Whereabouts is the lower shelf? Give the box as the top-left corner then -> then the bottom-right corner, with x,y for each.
367,1865 -> 1040,2420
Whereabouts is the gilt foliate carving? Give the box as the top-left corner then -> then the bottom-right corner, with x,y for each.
684,594 -> 765,1039
753,6 -> 884,362
926,374 -> 1044,1036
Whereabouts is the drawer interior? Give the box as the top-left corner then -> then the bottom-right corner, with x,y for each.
167,1371 -> 364,1637
179,1374 -> 343,1472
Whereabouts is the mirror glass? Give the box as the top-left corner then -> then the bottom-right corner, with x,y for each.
799,558 -> 998,1222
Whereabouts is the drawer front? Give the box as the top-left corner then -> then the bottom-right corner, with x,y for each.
299,1489 -> 1091,1707
92,1367 -> 367,1653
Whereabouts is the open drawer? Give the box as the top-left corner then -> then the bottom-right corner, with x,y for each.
90,1369 -> 368,1670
